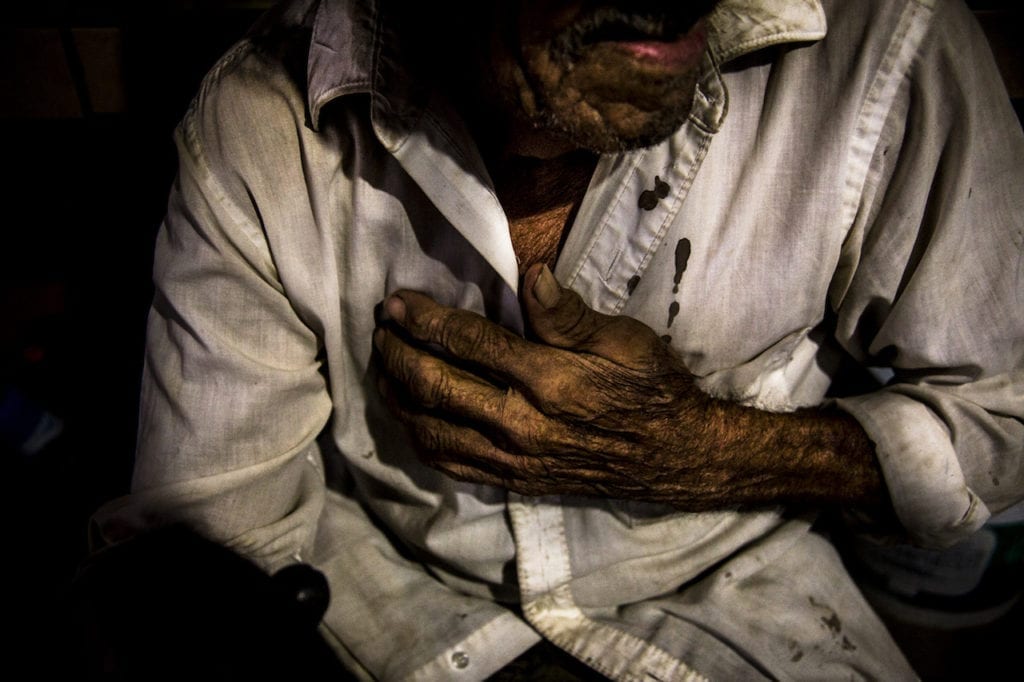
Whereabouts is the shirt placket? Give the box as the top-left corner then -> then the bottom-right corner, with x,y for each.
557,64 -> 729,317
507,60 -> 729,680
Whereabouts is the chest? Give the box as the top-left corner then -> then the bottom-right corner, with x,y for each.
507,203 -> 576,274
494,151 -> 596,276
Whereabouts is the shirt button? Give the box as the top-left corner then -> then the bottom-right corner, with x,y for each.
451,651 -> 470,669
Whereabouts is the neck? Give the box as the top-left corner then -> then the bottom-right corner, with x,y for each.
492,150 -> 597,218
418,11 -> 597,271
493,150 -> 598,274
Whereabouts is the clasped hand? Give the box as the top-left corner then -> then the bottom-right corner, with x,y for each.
373,263 -> 717,503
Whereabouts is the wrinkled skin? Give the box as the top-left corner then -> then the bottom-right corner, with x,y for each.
374,265 -> 883,508
508,1 -> 720,151
373,1 -> 884,508
374,265 -> 709,501
437,0 -> 721,156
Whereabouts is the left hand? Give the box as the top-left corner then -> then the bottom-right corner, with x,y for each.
372,263 -> 719,502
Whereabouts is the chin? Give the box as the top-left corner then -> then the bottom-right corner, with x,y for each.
545,105 -> 693,153
516,36 -> 704,153
527,78 -> 699,153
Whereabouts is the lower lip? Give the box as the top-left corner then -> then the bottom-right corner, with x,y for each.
611,22 -> 708,69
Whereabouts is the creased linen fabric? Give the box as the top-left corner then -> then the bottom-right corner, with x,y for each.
93,0 -> 1022,679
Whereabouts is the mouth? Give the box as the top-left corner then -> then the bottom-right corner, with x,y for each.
559,1 -> 718,54
506,1 -> 721,152
608,24 -> 708,68
583,13 -> 691,45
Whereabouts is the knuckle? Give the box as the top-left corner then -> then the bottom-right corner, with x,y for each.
449,315 -> 490,358
510,417 -> 548,456
411,419 -> 447,455
381,335 -> 416,382
551,293 -> 590,336
421,366 -> 453,409
433,309 -> 511,362
532,366 -> 593,419
533,373 -> 571,412
423,309 -> 451,343
377,330 -> 402,372
400,351 -> 454,410
528,454 -> 553,479
435,460 -> 465,480
495,389 -> 538,450
514,352 -> 567,407
398,346 -> 428,385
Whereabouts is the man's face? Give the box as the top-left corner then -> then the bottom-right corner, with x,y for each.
494,0 -> 721,153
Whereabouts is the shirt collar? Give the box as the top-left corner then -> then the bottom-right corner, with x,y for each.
306,0 -> 377,131
305,0 -> 827,132
707,0 -> 827,65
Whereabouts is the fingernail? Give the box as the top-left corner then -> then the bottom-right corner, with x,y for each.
384,296 -> 406,323
533,264 -> 561,310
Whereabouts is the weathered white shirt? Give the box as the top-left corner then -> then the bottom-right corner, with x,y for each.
94,0 -> 1023,679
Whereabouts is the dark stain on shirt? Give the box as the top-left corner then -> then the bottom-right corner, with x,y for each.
661,335 -> 672,345
673,238 -> 691,294
638,175 -> 670,210
821,612 -> 842,635
627,275 -> 641,296
810,596 -> 846,639
667,301 -> 680,327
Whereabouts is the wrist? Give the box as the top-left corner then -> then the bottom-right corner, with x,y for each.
659,392 -> 885,510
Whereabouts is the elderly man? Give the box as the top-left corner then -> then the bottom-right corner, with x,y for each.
95,0 -> 1023,678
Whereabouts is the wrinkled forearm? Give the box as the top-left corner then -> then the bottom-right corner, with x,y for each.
663,393 -> 886,510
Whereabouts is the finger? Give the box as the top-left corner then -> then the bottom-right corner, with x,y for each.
523,263 -> 667,367
385,391 -> 626,487
387,402 -> 645,499
376,324 -> 564,450
382,290 -> 554,387
385,402 -> 543,480
431,455 -> 632,500
377,370 -> 557,460
432,459 -> 514,490
430,458 -> 606,497
430,459 -> 560,498
374,323 -> 511,417
375,325 -> 507,417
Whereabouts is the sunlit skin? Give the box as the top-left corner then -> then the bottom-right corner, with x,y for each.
507,0 -> 717,153
445,0 -> 720,158
374,1 -> 887,511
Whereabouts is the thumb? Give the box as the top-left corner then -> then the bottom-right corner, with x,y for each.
523,263 -> 656,365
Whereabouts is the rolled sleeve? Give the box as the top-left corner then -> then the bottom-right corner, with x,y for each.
837,391 -> 987,547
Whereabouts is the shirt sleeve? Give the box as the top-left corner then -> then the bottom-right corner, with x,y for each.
91,44 -> 333,571
829,0 -> 1024,548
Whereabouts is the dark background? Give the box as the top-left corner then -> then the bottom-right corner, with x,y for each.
1,0 -> 1021,677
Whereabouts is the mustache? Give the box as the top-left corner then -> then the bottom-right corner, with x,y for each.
553,1 -> 720,54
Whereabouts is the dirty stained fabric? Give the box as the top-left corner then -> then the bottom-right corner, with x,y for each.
93,0 -> 1023,679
